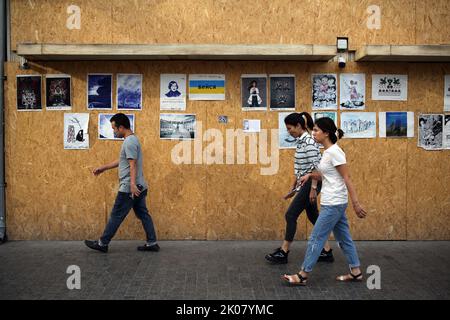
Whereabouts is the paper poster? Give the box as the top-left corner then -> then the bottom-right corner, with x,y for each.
241,74 -> 267,111
160,114 -> 196,140
312,74 -> 337,110
16,75 -> 42,111
46,74 -> 71,110
418,114 -> 443,150
379,112 -> 414,138
340,112 -> 377,138
312,111 -> 337,125
87,74 -> 112,110
64,113 -> 89,149
117,74 -> 142,110
243,119 -> 261,133
444,115 -> 450,149
269,74 -> 296,111
444,75 -> 450,112
278,112 -> 298,149
189,74 -> 225,101
160,74 -> 187,111
372,74 -> 408,101
98,113 -> 135,140
340,73 -> 365,110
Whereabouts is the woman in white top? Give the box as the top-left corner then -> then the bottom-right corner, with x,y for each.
282,117 -> 367,286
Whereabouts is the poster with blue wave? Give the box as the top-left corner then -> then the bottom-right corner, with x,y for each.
87,74 -> 112,110
117,74 -> 142,110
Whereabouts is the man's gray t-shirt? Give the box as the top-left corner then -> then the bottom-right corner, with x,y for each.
118,135 -> 147,193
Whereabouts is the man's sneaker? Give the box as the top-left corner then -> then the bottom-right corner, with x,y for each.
318,248 -> 334,262
265,247 -> 289,264
84,240 -> 108,253
137,243 -> 160,252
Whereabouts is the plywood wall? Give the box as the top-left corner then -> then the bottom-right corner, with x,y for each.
4,60 -> 450,240
10,0 -> 450,51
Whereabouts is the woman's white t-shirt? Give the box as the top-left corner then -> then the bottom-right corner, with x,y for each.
317,144 -> 348,206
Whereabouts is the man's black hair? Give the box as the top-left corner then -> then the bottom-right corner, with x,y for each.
110,113 -> 131,129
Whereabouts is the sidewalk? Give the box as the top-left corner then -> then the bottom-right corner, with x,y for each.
0,241 -> 448,300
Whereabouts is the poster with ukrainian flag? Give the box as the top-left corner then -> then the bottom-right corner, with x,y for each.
188,74 -> 226,101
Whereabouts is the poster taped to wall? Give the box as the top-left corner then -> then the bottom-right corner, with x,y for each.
312,111 -> 337,125
189,74 -> 225,101
278,112 -> 297,149
372,74 -> 408,101
87,74 -> 112,110
160,114 -> 196,140
418,114 -> 443,150
160,74 -> 187,111
379,112 -> 414,138
241,74 -> 267,111
46,74 -> 71,110
312,74 -> 337,110
64,113 -> 89,149
444,75 -> 450,112
243,119 -> 261,133
16,75 -> 42,111
444,115 -> 450,149
98,113 -> 135,140
340,112 -> 377,138
117,74 -> 142,110
340,73 -> 365,110
269,74 -> 296,111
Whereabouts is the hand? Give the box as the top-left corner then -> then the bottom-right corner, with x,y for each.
92,167 -> 105,176
299,174 -> 311,187
283,189 -> 296,200
309,188 -> 317,204
353,202 -> 367,219
130,184 -> 141,199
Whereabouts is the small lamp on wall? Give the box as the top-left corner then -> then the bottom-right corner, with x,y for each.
336,37 -> 348,68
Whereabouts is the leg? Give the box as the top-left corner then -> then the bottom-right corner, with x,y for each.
100,192 -> 134,246
133,190 -> 157,244
283,182 -> 310,245
305,201 -> 332,253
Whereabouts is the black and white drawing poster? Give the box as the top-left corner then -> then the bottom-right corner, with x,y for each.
64,113 -> 89,149
372,74 -> 408,101
418,114 -> 443,150
312,74 -> 337,110
160,74 -> 187,111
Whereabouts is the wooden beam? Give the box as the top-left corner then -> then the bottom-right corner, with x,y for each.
356,45 -> 450,62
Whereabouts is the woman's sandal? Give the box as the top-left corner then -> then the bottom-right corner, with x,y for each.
281,272 -> 308,286
336,272 -> 363,282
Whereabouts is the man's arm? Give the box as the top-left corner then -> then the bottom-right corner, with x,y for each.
92,160 -> 119,176
129,159 -> 141,198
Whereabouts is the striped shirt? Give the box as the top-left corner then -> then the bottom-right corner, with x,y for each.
294,132 -> 321,178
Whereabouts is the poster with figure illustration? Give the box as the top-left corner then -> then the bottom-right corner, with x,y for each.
241,74 -> 267,111
372,74 -> 408,101
340,73 -> 365,110
444,75 -> 450,112
443,115 -> 450,149
312,74 -> 337,110
160,74 -> 186,111
269,75 -> 295,111
17,75 -> 42,111
340,112 -> 377,138
46,74 -> 71,110
379,112 -> 414,138
87,74 -> 112,110
117,74 -> 142,110
98,113 -> 135,140
278,112 -> 298,149
418,114 -> 443,150
64,113 -> 89,149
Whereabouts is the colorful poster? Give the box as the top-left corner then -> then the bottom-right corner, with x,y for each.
418,114 -> 443,150
160,74 -> 187,111
278,112 -> 298,149
241,74 -> 267,111
243,119 -> 261,133
444,115 -> 450,149
372,74 -> 408,101
340,112 -> 377,138
444,75 -> 450,112
98,113 -> 135,140
340,73 -> 365,110
64,113 -> 89,150
87,74 -> 112,110
16,75 -> 42,111
312,74 -> 337,110
312,111 -> 337,125
379,112 -> 414,138
160,114 -> 196,140
269,74 -> 296,111
188,74 -> 225,101
117,74 -> 142,110
45,74 -> 71,110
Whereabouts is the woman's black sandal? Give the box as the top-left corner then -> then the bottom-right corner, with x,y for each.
282,272 -> 308,286
336,272 -> 363,282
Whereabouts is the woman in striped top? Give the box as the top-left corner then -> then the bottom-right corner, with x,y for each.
265,112 -> 333,265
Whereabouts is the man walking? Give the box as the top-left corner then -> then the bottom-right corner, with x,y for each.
84,113 -> 159,253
